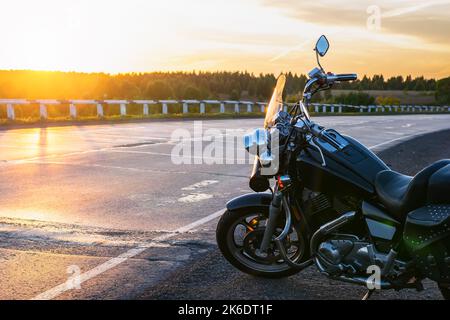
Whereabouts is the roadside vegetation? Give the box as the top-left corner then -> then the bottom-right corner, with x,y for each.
436,77 -> 450,104
0,70 -> 438,101
0,71 -> 447,123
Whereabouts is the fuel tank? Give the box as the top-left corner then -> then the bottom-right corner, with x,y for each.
296,129 -> 389,198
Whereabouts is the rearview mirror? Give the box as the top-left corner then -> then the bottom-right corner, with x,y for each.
315,35 -> 329,57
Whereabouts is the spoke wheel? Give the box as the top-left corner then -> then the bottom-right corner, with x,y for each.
217,207 -> 309,278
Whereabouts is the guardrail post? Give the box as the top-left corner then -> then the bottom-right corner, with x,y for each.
247,103 -> 253,113
200,102 -> 205,114
314,105 -> 319,113
143,103 -> 149,116
162,102 -> 168,114
183,102 -> 188,114
39,103 -> 48,119
234,103 -> 239,113
97,103 -> 104,117
6,103 -> 15,120
359,106 -> 364,113
338,105 -> 342,113
330,105 -> 335,113
69,103 -> 77,118
120,103 -> 127,116
322,105 -> 326,113
220,102 -> 225,113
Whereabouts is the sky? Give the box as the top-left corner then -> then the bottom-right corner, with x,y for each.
0,0 -> 449,78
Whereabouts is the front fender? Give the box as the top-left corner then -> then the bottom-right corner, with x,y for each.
226,193 -> 273,211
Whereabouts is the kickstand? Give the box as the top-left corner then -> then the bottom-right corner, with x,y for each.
362,289 -> 375,300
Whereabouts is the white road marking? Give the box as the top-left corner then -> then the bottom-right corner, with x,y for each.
31,208 -> 226,300
182,180 -> 219,191
368,131 -> 426,150
178,193 -> 214,203
178,180 -> 219,203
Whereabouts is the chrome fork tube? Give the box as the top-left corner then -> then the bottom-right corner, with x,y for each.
259,189 -> 283,253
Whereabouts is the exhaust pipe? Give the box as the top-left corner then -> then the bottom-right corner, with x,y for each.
310,211 -> 356,255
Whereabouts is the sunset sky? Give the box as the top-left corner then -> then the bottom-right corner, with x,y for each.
1,0 -> 449,78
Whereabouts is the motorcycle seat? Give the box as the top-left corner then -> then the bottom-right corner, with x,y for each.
375,159 -> 450,220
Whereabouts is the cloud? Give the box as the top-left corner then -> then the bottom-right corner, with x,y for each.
261,0 -> 450,44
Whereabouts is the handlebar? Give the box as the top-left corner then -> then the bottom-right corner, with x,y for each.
326,73 -> 357,83
303,72 -> 357,98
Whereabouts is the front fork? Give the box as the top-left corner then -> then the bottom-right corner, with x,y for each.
258,175 -> 313,270
259,186 -> 283,253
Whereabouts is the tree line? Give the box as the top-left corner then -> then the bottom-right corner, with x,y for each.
0,70 -> 441,101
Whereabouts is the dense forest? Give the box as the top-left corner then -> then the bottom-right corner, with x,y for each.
0,70 -> 440,102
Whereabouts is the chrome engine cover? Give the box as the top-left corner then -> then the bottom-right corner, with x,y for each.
318,238 -> 373,274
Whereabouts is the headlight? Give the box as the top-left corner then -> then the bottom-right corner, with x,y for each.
244,128 -> 268,156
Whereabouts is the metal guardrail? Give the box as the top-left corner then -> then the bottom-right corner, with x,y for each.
0,99 -> 449,120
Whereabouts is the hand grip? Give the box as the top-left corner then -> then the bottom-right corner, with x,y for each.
335,73 -> 357,81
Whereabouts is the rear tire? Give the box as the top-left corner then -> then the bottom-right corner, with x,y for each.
216,207 -> 309,279
439,284 -> 450,300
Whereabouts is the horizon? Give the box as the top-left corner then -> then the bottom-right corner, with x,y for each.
0,1 -> 449,78
0,69 -> 443,81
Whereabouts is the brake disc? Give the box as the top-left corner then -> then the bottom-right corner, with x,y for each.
243,228 -> 283,264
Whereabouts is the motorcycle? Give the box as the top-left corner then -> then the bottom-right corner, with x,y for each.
216,35 -> 450,299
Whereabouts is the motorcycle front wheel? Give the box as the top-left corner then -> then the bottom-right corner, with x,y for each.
216,206 -> 309,278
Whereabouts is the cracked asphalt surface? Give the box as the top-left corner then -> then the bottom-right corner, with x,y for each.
0,115 -> 450,300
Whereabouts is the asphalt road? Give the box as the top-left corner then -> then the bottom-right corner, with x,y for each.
1,114 -> 450,300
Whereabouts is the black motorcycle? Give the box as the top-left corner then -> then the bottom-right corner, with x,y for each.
216,35 -> 450,299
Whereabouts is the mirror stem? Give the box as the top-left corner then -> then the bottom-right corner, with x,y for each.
316,51 -> 324,73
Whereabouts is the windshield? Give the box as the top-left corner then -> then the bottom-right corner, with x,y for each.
264,74 -> 286,129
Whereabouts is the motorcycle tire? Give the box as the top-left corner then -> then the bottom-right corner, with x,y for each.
216,207 -> 310,279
